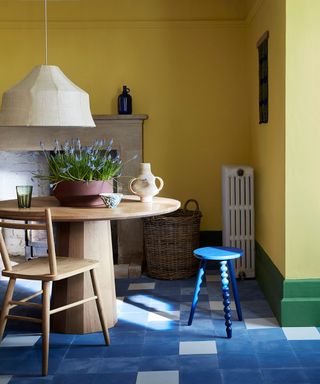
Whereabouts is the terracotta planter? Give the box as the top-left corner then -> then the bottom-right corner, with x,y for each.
53,180 -> 113,207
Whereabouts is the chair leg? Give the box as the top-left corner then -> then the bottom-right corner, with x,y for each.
188,259 -> 207,326
227,260 -> 243,321
42,281 -> 51,376
220,260 -> 232,338
0,278 -> 16,342
90,269 -> 110,345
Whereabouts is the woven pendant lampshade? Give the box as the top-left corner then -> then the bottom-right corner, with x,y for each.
0,0 -> 95,128
0,65 -> 95,127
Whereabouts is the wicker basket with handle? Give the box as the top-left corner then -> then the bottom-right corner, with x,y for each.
143,199 -> 201,280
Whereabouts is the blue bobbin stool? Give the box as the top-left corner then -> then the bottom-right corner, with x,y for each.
188,246 -> 243,338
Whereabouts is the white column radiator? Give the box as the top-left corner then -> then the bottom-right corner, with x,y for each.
221,165 -> 255,278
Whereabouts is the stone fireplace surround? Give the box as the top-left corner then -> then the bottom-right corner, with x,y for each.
0,114 -> 148,278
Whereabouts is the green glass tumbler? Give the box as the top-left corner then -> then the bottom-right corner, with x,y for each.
16,185 -> 33,208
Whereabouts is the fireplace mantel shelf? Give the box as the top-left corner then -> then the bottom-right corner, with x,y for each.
94,114 -> 148,121
0,114 -> 148,151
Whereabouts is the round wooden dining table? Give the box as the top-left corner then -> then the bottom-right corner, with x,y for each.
0,195 -> 180,334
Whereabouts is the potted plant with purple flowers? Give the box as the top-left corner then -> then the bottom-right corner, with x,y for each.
37,138 -> 124,207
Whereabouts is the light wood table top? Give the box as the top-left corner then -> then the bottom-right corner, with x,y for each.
0,194 -> 181,333
0,195 -> 181,222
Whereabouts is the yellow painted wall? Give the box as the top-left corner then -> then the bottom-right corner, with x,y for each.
286,0 -> 320,279
0,1 -> 251,230
2,0 -> 317,280
247,0 -> 286,275
0,0 -> 257,22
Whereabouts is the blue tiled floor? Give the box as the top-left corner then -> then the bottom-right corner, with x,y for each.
1,274 -> 320,383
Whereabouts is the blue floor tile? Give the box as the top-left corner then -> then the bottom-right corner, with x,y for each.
251,339 -> 293,353
216,338 -> 253,353
108,330 -> 145,345
53,375 -> 97,384
179,355 -> 219,370
35,334 -> 75,347
139,356 -> 179,371
294,351 -> 320,367
304,368 -> 320,384
0,347 -> 31,360
220,369 -> 264,384
56,358 -> 101,374
64,345 -> 111,359
180,368 -> 222,384
71,332 -> 108,346
142,341 -> 179,356
289,340 -> 320,351
9,377 -> 53,384
256,351 -> 301,368
1,356 -> 61,376
0,276 -> 319,384
144,331 -> 180,344
218,352 -> 259,369
96,357 -> 140,373
247,328 -> 286,341
179,310 -> 212,322
261,368 -> 309,383
241,300 -> 275,318
52,373 -> 136,384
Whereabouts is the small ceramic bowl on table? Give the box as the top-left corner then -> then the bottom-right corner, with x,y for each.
99,193 -> 123,208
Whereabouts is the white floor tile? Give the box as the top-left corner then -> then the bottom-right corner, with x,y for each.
136,371 -> 179,384
148,311 -> 180,322
0,334 -> 41,347
0,376 -> 12,384
244,317 -> 279,329
209,300 -> 236,311
282,327 -> 320,340
128,283 -> 155,290
179,340 -> 217,355
116,297 -> 125,310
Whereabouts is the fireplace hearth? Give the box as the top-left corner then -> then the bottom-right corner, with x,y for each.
0,115 -> 148,277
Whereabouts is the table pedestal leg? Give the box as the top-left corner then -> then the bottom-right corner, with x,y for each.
52,220 -> 117,333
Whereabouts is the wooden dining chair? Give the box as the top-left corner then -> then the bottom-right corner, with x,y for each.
0,208 -> 110,376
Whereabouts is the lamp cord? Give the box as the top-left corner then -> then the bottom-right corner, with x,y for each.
44,0 -> 48,65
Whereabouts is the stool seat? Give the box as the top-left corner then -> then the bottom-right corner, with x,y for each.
188,246 -> 243,339
194,246 -> 243,260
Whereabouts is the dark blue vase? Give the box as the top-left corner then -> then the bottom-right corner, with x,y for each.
118,85 -> 132,114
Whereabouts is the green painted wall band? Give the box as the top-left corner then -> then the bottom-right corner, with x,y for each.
256,241 -> 320,326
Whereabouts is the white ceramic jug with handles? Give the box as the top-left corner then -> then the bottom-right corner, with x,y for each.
129,163 -> 164,202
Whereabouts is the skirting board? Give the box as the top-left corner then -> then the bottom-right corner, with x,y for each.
256,242 -> 320,326
282,279 -> 320,326
255,242 -> 283,322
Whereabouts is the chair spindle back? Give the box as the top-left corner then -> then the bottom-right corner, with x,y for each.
0,209 -> 57,276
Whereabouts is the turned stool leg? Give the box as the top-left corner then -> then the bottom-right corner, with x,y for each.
227,260 -> 243,321
220,261 -> 232,338
188,259 -> 207,326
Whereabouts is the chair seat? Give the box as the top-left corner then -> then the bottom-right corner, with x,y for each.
2,257 -> 99,281
193,246 -> 243,260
